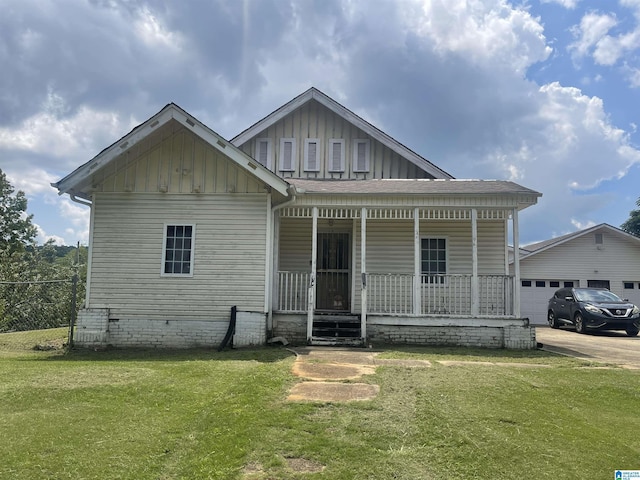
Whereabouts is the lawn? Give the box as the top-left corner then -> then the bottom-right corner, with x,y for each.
1,331 -> 639,479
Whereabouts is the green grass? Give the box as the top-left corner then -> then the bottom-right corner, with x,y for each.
1,332 -> 639,479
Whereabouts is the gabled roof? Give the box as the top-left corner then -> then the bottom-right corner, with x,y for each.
231,87 -> 454,180
52,103 -> 290,199
519,223 -> 640,260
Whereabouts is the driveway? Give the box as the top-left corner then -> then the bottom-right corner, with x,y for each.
536,325 -> 640,368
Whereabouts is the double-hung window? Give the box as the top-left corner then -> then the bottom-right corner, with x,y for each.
162,224 -> 195,276
421,238 -> 447,283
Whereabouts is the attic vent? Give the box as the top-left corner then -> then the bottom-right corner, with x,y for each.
150,120 -> 160,128
280,138 -> 295,171
255,138 -> 272,169
119,141 -> 129,149
186,118 -> 195,127
328,139 -> 345,172
216,139 -> 226,148
595,233 -> 603,245
304,139 -> 320,171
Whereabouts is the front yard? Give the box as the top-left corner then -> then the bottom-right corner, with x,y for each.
1,330 -> 638,479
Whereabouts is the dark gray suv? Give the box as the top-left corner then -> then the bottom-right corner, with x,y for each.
547,287 -> 640,336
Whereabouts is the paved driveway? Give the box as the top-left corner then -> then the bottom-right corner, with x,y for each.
536,325 -> 640,368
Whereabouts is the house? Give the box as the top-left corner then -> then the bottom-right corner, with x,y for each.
512,223 -> 640,325
52,88 -> 541,349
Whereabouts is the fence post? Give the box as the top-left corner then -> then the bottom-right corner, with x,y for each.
68,274 -> 78,348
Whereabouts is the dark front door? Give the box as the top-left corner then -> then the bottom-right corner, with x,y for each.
316,232 -> 350,311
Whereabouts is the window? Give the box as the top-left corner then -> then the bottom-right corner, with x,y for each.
304,138 -> 320,171
162,224 -> 195,276
353,139 -> 370,172
550,281 -> 560,288
588,279 -> 610,289
421,238 -> 447,283
522,280 -> 532,287
624,282 -> 635,289
255,138 -> 272,169
595,233 -> 603,245
279,138 -> 296,171
328,139 -> 345,172
535,281 -> 546,287
563,281 -> 574,287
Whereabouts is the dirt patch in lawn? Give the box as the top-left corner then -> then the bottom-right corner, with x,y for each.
292,361 -> 376,381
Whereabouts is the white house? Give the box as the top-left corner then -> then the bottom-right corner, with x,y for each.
512,223 -> 640,325
53,88 -> 541,349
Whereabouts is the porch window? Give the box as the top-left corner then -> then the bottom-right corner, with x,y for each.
328,139 -> 345,172
353,139 -> 370,172
255,138 -> 272,169
304,138 -> 320,171
162,224 -> 195,276
421,238 -> 447,283
279,138 -> 296,171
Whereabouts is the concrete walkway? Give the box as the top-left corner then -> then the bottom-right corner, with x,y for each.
286,347 -> 431,402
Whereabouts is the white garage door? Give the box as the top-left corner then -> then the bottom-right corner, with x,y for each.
520,280 -> 578,325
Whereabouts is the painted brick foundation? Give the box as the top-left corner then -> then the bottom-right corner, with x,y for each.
74,308 -> 266,348
272,314 -> 536,349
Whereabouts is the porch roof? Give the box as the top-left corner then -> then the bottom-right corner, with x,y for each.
290,178 -> 541,198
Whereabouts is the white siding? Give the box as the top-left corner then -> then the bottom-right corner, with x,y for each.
516,228 -> 640,323
88,193 -> 268,322
237,100 -> 433,180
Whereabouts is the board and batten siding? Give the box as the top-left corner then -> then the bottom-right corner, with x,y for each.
237,99 -> 432,180
516,229 -> 640,299
91,122 -> 268,196
88,193 -> 269,322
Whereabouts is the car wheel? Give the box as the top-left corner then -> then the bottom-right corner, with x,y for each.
626,327 -> 639,337
548,310 -> 559,329
575,313 -> 587,334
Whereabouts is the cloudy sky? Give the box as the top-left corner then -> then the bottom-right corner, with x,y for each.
1,0 -> 640,246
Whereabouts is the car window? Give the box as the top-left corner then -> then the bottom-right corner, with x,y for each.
574,289 -> 622,303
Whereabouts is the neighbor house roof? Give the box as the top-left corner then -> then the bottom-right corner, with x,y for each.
52,103 -> 291,199
231,87 -> 454,180
518,223 -> 640,260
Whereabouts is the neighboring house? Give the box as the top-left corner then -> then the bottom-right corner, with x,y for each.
53,88 -> 541,349
511,224 -> 640,325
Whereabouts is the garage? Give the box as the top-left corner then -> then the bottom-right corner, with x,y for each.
520,280 -> 578,325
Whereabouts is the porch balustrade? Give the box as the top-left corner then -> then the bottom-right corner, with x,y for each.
276,271 -> 515,317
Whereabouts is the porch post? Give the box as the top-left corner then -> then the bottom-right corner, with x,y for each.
512,208 -> 521,317
413,207 -> 421,315
471,208 -> 479,316
360,207 -> 367,340
307,207 -> 318,342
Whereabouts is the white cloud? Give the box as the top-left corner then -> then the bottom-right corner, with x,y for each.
541,0 -> 580,8
569,12 -> 617,60
58,198 -> 90,245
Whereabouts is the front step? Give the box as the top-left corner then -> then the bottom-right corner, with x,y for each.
310,336 -> 365,347
311,314 -> 362,341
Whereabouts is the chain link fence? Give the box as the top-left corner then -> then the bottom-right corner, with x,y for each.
0,276 -> 78,352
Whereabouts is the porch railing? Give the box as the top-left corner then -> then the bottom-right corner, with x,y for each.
277,271 -> 310,313
276,271 -> 515,316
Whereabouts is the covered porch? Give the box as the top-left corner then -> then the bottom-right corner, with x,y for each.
270,198 -> 531,347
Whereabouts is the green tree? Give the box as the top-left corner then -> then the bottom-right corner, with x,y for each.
0,168 -> 37,255
621,197 -> 640,237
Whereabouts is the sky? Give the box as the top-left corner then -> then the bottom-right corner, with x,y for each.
1,0 -> 640,247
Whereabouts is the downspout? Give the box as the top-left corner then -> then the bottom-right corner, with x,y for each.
68,192 -> 93,307
267,184 -> 297,337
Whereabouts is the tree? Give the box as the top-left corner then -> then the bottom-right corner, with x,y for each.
0,168 -> 37,255
621,197 -> 640,237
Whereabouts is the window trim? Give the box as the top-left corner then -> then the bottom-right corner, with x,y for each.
161,223 -> 196,277
420,236 -> 448,284
279,138 -> 296,172
304,138 -> 321,172
353,139 -> 371,172
328,139 -> 345,172
255,138 -> 273,169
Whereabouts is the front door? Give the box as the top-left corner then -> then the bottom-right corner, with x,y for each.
316,232 -> 350,311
